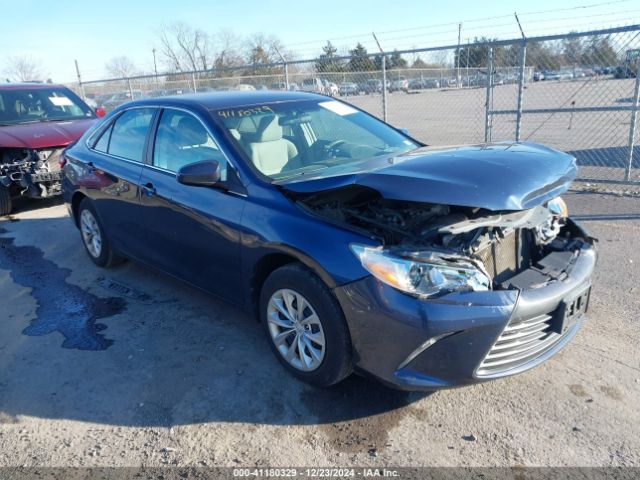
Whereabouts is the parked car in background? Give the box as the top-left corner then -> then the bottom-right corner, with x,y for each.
339,82 -> 359,96
558,70 -> 574,80
408,78 -> 440,90
0,83 -> 101,215
362,79 -> 383,94
300,78 -> 325,94
146,89 -> 167,98
233,84 -> 257,91
164,88 -> 195,96
533,71 -> 545,81
408,79 -> 424,90
102,90 -> 144,111
542,70 -> 561,81
423,78 -> 440,89
321,80 -> 339,96
389,77 -> 408,92
62,91 -> 595,391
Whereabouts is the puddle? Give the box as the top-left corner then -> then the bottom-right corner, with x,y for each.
0,233 -> 126,350
301,375 -> 428,454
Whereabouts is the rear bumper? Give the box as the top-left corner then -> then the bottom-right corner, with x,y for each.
333,227 -> 596,391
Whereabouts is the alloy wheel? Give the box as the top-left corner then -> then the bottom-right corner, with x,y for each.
80,209 -> 102,258
267,288 -> 326,371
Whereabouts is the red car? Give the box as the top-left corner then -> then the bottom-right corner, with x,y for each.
0,83 -> 105,215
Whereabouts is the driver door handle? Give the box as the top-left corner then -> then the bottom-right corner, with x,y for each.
141,182 -> 156,197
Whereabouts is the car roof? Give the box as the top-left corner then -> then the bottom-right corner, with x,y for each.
126,90 -> 327,110
0,82 -> 67,90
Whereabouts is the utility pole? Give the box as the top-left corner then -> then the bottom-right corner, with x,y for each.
152,48 -> 159,89
74,59 -> 86,101
372,32 -> 387,122
456,23 -> 462,88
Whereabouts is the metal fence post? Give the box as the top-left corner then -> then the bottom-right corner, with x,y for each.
74,60 -> 86,101
127,78 -> 133,100
284,62 -> 290,91
515,40 -> 527,142
191,72 -> 197,92
484,47 -> 494,143
625,62 -> 640,182
381,55 -> 388,122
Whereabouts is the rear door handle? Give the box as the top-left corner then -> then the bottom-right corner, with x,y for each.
141,182 -> 156,197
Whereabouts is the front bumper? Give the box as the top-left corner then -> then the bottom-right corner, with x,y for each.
333,229 -> 596,391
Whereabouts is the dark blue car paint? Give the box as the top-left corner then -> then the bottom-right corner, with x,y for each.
334,239 -> 595,389
279,142 -> 578,211
62,91 -> 595,390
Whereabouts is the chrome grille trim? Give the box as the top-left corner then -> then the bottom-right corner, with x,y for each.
476,312 -> 561,377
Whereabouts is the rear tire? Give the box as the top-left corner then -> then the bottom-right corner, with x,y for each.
0,185 -> 12,216
77,198 -> 121,268
260,263 -> 352,387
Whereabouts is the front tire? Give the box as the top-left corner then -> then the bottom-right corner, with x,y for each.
78,198 -> 121,267
0,185 -> 12,216
260,263 -> 352,387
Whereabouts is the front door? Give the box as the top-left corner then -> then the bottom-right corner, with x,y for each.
137,108 -> 246,304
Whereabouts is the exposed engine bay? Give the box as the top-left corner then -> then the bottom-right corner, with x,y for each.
296,186 -> 592,291
0,147 -> 64,199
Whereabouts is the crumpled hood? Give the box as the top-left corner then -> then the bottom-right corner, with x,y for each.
280,142 -> 577,211
0,119 -> 95,149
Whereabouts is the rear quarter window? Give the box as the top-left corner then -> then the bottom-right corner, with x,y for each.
107,108 -> 155,162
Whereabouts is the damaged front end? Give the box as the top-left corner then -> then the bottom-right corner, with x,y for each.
0,147 -> 64,199
297,186 -> 594,297
296,185 -> 596,388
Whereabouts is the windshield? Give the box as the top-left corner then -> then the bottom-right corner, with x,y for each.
211,99 -> 418,180
0,86 -> 94,126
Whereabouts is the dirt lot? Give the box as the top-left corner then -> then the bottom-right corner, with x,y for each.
0,191 -> 639,468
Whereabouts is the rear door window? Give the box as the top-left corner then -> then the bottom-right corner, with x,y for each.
107,108 -> 155,162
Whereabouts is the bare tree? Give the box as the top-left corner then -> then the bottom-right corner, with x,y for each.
245,33 -> 285,65
158,22 -> 214,72
3,55 -> 45,82
105,56 -> 138,78
213,30 -> 244,70
156,23 -> 287,76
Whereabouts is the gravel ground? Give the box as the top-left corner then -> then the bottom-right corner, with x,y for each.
0,191 -> 638,468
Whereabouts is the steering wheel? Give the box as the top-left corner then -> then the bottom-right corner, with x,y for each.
323,139 -> 347,158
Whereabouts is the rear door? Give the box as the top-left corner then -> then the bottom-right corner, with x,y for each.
136,107 -> 246,303
82,107 -> 157,259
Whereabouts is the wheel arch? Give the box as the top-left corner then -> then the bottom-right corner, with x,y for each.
248,247 -> 339,321
70,191 -> 87,227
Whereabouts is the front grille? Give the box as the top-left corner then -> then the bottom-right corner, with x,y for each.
476,312 -> 560,377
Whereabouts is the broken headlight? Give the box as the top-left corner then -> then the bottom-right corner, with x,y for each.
350,244 -> 491,297
547,196 -> 568,217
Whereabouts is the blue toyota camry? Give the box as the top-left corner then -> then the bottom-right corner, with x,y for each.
61,91 -> 596,390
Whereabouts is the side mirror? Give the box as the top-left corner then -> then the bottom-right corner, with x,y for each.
177,160 -> 221,187
95,107 -> 106,118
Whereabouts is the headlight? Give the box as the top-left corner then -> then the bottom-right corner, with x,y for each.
547,196 -> 568,217
350,244 -> 491,297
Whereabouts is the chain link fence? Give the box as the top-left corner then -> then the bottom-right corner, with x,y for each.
74,24 -> 640,186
